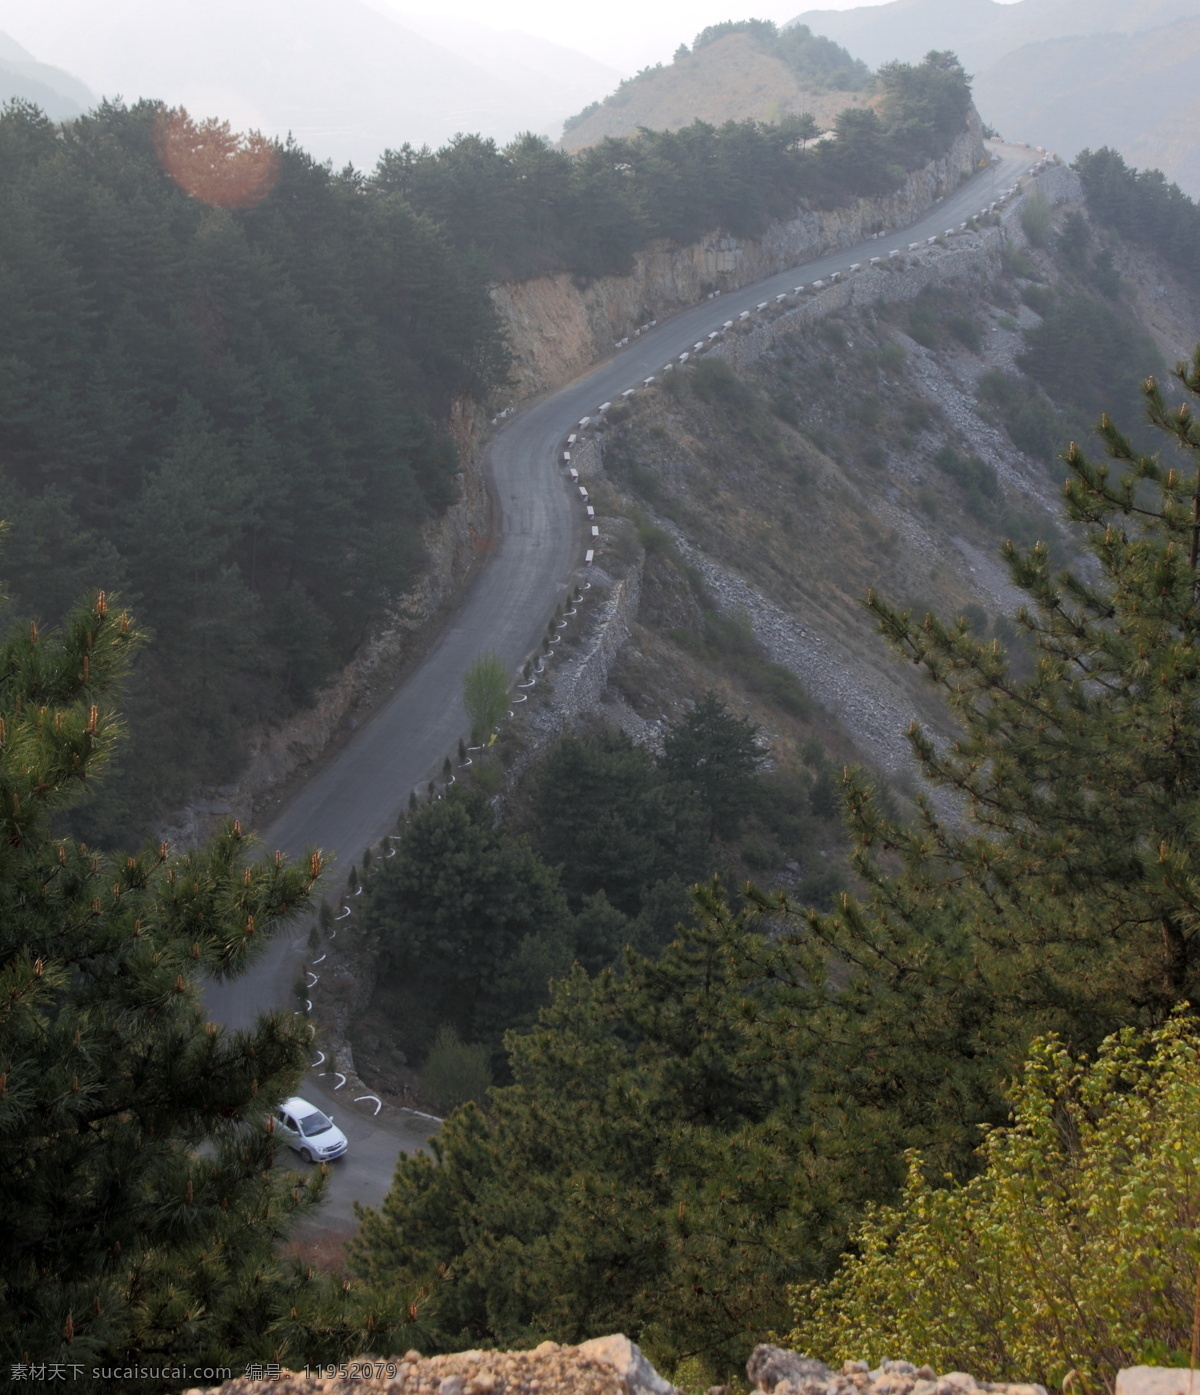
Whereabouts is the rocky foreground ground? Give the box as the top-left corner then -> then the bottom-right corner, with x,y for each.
184,1338 -> 1052,1395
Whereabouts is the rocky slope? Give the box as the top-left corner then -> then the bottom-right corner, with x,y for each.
167,119 -> 984,848
524,161 -> 1200,854
182,1337 -> 1054,1395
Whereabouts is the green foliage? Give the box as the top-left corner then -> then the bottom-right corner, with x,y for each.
791,348 -> 1200,1190
877,51 -> 973,162
350,344 -> 1200,1383
1019,190 -> 1053,247
977,369 -> 1067,465
660,691 -> 763,839
526,729 -> 708,917
1002,243 -> 1036,279
690,356 -> 753,408
420,1025 -> 493,1115
350,891 -> 833,1380
1020,283 -> 1056,316
462,651 -> 511,742
403,56 -> 971,278
0,98 -> 509,841
1056,209 -> 1091,268
1017,291 -> 1162,428
908,300 -> 939,347
1093,248 -> 1123,300
934,445 -> 999,519
692,18 -> 780,52
1076,145 -> 1200,292
361,788 -> 573,1066
788,1013 -> 1200,1391
0,589 -> 403,1381
774,25 -> 874,92
879,340 -> 907,371
945,314 -> 980,351
673,608 -> 814,720
689,20 -> 872,91
827,108 -> 894,197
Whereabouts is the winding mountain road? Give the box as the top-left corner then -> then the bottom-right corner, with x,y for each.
206,142 -> 1037,1224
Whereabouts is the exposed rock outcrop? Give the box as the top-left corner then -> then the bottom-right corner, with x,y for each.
745,1349 -> 1046,1395
492,118 -> 985,400
184,1335 -> 676,1395
183,1337 -> 1062,1395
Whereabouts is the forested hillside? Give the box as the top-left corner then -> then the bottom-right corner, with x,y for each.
0,52 -> 973,842
0,99 -> 508,841
344,165 -> 1200,1383
384,51 -> 973,280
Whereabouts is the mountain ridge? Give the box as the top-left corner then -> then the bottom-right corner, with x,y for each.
0,28 -> 95,120
788,0 -> 1200,195
0,0 -> 616,167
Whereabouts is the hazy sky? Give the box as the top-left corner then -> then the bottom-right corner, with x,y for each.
388,0 -> 1024,74
389,0 -> 895,71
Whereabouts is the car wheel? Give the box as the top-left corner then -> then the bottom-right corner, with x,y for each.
301,1148 -> 314,1164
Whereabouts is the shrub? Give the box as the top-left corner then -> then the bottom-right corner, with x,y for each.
859,395 -> 883,428
770,389 -> 800,425
902,399 -> 934,432
1002,244 -> 1036,279
946,315 -> 981,351
908,302 -> 938,347
786,1012 -> 1200,1393
977,369 -> 1066,465
1020,191 -> 1054,247
690,355 -> 748,406
1021,283 -> 1056,316
934,446 -> 999,518
880,340 -> 907,371
420,1025 -> 492,1114
462,651 -> 511,741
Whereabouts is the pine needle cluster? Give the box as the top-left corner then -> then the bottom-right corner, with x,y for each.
0,590 -> 417,1386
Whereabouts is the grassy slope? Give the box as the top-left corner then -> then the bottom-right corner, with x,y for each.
560,32 -> 869,154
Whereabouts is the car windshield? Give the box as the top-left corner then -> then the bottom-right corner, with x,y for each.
296,1110 -> 333,1137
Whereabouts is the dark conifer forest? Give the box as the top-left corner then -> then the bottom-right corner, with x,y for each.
0,53 -> 970,841
0,99 -> 509,839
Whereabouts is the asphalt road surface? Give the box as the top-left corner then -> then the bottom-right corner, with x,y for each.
208,141 -> 1037,1223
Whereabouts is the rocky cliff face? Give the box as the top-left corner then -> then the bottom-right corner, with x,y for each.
491,117 -> 985,401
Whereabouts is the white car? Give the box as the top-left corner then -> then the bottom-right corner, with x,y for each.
272,1096 -> 348,1163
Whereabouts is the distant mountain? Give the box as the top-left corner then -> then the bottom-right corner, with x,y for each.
973,19 -> 1200,186
391,11 -> 622,129
560,28 -> 870,154
0,30 -> 95,120
0,0 -> 619,168
788,0 -> 1200,195
786,0 -> 1200,73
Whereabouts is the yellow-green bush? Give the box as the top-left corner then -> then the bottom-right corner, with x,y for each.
784,1012 -> 1200,1392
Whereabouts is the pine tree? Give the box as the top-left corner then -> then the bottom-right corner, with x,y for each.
660,691 -> 762,840
0,591 -> 391,1383
351,885 -> 829,1379
351,348 -> 1200,1377
768,347 -> 1200,1181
